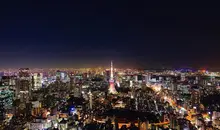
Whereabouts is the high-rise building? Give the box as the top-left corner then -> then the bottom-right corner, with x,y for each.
137,74 -> 143,83
1,76 -> 10,86
69,73 -> 74,91
194,76 -> 199,84
9,76 -> 16,86
16,68 -> 32,102
134,75 -> 138,82
144,74 -> 151,84
181,73 -> 185,81
56,70 -> 61,80
33,73 -> 43,90
108,61 -> 117,94
0,98 -> 5,121
171,79 -> 177,92
191,87 -> 200,108
0,86 -> 13,110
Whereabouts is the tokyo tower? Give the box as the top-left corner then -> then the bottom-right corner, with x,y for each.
108,61 -> 117,94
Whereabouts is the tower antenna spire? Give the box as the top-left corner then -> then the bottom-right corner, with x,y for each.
110,60 -> 113,80
108,61 -> 117,94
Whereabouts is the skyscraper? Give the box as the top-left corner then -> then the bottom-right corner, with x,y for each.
0,98 -> 5,121
16,68 -> 32,102
33,73 -> 43,90
108,61 -> 117,94
15,68 -> 32,118
191,88 -> 200,108
69,73 -> 74,91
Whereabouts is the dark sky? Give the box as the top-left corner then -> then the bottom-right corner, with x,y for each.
0,1 -> 220,69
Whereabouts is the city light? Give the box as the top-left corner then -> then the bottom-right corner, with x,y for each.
0,64 -> 219,129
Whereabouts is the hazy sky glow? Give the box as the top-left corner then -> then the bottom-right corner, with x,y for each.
0,1 -> 220,69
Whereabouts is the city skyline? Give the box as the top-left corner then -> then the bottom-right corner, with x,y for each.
1,1 -> 220,129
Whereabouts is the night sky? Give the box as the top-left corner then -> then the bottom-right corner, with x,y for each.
0,1 -> 220,69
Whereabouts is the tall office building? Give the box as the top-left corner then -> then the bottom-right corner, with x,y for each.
16,68 -> 32,102
108,61 -> 117,94
144,74 -> 151,84
13,68 -> 32,118
191,87 -> 200,108
0,98 -> 5,121
181,73 -> 185,81
194,76 -> 199,84
33,73 -> 43,90
69,73 -> 74,90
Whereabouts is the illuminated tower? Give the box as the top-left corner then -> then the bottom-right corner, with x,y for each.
108,61 -> 117,94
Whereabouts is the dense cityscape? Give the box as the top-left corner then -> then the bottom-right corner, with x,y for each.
0,61 -> 220,130
1,1 -> 220,130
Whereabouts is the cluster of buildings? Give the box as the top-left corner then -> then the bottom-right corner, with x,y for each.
0,62 -> 220,129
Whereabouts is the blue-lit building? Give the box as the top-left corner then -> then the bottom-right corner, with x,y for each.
0,86 -> 14,109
